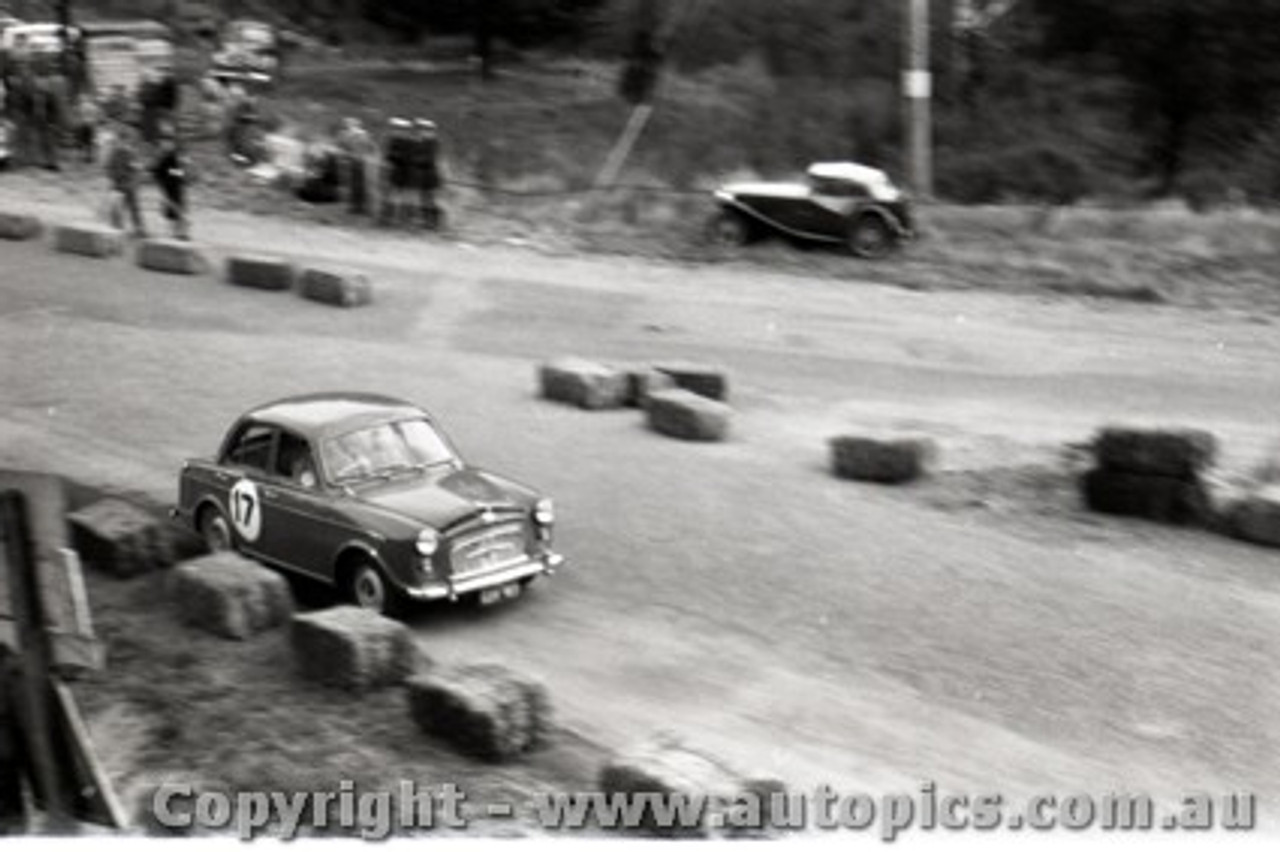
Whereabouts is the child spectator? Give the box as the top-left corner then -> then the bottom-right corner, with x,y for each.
73,94 -> 101,163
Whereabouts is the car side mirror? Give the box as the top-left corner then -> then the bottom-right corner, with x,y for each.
299,470 -> 317,489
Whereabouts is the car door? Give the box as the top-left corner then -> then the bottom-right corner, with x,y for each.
256,429 -> 347,582
218,420 -> 281,561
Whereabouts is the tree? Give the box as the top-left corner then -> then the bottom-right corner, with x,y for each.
1032,0 -> 1280,193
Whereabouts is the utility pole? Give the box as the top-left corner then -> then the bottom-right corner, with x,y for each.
904,0 -> 933,198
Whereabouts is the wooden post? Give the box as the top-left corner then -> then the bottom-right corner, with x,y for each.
0,492 -> 75,833
904,0 -> 933,198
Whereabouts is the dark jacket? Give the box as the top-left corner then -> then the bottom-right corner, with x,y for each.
152,148 -> 188,198
384,133 -> 414,189
409,135 -> 441,191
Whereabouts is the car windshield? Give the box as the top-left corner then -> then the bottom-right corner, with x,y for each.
321,418 -> 457,484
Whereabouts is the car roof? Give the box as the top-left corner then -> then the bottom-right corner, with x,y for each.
244,392 -> 427,440
807,161 -> 892,186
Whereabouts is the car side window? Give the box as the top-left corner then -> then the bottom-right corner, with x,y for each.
223,423 -> 275,473
274,430 -> 319,489
811,177 -> 868,199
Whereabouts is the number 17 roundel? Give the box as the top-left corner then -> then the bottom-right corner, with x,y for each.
229,479 -> 263,543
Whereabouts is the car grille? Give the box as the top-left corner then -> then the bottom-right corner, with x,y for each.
449,520 -> 530,580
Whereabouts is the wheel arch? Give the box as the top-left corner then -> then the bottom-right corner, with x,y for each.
853,204 -> 909,238
333,541 -> 388,592
194,496 -> 227,533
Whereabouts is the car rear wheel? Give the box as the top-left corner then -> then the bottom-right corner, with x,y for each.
847,214 -> 897,259
705,210 -> 752,247
200,506 -> 233,553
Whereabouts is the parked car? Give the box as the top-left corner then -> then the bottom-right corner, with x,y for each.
211,18 -> 280,86
707,161 -> 914,258
172,393 -> 564,615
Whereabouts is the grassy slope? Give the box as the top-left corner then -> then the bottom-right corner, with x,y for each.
162,57 -> 1280,316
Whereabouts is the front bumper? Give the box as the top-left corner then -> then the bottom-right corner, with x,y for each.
404,552 -> 565,602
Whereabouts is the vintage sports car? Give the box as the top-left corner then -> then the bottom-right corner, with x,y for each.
173,393 -> 563,615
707,161 -> 914,258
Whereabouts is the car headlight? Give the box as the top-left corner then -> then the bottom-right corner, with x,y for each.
534,498 -> 554,526
415,528 -> 439,556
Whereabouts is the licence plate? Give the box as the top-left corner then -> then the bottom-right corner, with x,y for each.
479,582 -> 521,607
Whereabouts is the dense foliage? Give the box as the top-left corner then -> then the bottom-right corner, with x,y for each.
62,0 -> 1280,203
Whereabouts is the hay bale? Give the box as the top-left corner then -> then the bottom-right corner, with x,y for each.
168,553 -> 294,640
830,436 -> 934,484
136,238 -> 207,275
623,366 -> 677,409
1226,487 -> 1280,548
1081,468 -> 1212,525
599,739 -> 783,837
291,606 -> 419,692
654,363 -> 729,401
0,212 -> 42,240
538,358 -> 629,410
297,267 -> 373,307
407,664 -> 550,763
52,223 -> 124,258
67,498 -> 176,578
1093,427 -> 1217,479
225,254 -> 296,291
646,389 -> 732,442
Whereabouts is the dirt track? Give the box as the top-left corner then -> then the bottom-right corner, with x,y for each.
2,185 -> 1279,828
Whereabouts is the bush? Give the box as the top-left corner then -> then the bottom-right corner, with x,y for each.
938,144 -> 1092,205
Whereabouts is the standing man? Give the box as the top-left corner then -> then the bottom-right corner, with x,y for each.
105,124 -> 146,237
380,117 -> 413,226
32,71 -> 63,171
336,117 -> 375,215
151,130 -> 191,239
410,118 -> 443,230
4,67 -> 33,168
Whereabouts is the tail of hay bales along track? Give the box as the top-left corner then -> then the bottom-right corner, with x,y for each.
1225,488 -> 1280,548
1093,427 -> 1217,479
0,211 -> 43,240
653,363 -> 730,402
168,553 -> 295,640
1082,427 -> 1217,526
290,606 -> 421,693
136,238 -> 208,275
52,223 -> 125,258
597,739 -> 783,838
829,436 -> 934,485
298,268 -> 374,307
1081,468 -> 1213,526
645,389 -> 733,442
621,366 -> 677,409
406,664 -> 550,764
538,357 -> 630,410
67,498 -> 177,578
225,254 -> 297,291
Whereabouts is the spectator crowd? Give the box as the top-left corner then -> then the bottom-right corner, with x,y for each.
3,47 -> 445,240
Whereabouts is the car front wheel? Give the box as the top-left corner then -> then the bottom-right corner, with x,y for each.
847,214 -> 897,259
705,210 -> 752,247
349,560 -> 400,616
200,506 -> 233,553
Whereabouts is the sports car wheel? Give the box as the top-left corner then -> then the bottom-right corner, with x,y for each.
705,210 -> 752,247
350,562 -> 389,613
847,214 -> 896,259
200,506 -> 233,553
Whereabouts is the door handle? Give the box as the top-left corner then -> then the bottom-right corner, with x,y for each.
262,487 -> 278,499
